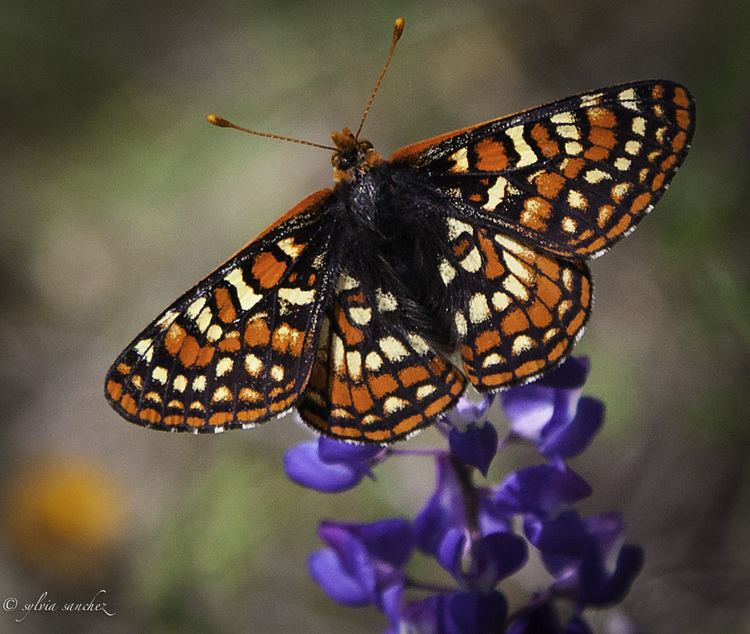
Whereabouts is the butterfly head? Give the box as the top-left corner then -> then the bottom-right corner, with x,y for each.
330,127 -> 382,182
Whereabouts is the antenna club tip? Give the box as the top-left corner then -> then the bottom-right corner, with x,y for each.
207,113 -> 229,127
393,17 -> 405,39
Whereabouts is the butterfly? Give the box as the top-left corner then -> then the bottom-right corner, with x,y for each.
105,18 -> 694,443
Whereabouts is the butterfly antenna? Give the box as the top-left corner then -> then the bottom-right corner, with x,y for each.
354,17 -> 405,140
206,114 -> 337,151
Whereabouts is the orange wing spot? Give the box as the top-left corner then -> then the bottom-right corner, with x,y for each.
363,429 -> 391,441
521,197 -> 553,231
580,276 -> 591,307
606,214 -> 632,239
215,287 -> 237,324
673,86 -> 690,107
252,251 -> 287,289
477,232 -> 505,279
675,108 -> 690,131
451,237 -> 473,259
237,408 -> 266,422
672,131 -> 687,152
587,107 -> 616,128
424,395 -> 453,417
163,414 -> 184,425
369,373 -> 399,398
630,192 -> 652,213
308,273 -> 317,286
651,84 -> 664,99
120,393 -> 138,415
530,123 -> 560,158
651,172 -> 665,191
516,359 -> 545,377
179,335 -> 200,367
349,291 -> 367,304
139,408 -> 161,423
563,158 -> 586,178
548,340 -> 568,362
461,343 -> 475,361
528,300 -> 554,328
165,323 -> 187,355
244,317 -> 271,347
106,379 -> 123,401
331,425 -> 362,439
502,309 -> 530,335
351,385 -> 375,413
331,376 -> 353,406
475,329 -> 501,354
116,363 -> 131,375
270,395 -> 295,412
219,331 -> 241,352
535,172 -> 566,199
209,411 -> 233,426
186,416 -> 205,427
272,323 -> 304,355
399,365 -> 430,387
584,146 -> 610,161
196,345 -> 215,367
536,257 -> 561,280
336,309 -> 364,346
589,126 -> 617,149
566,310 -> 587,336
661,154 -> 677,171
479,371 -> 513,387
475,137 -> 509,170
581,236 -> 607,254
239,387 -> 262,402
449,376 -> 464,395
536,276 -> 562,308
468,193 -> 483,203
394,414 -> 424,436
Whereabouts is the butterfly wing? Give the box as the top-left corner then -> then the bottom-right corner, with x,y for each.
391,80 -> 695,259
105,189 -> 338,432
297,267 -> 466,443
438,216 -> 592,390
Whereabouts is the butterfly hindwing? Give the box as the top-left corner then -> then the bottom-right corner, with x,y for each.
105,189 -> 337,432
438,216 -> 592,390
391,80 -> 695,259
297,269 -> 466,443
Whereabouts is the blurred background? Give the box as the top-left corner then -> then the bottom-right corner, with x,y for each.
1,0 -> 748,631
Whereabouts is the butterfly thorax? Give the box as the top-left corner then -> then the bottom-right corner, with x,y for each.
331,127 -> 382,183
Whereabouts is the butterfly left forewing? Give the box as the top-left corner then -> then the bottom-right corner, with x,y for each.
297,269 -> 466,443
391,80 -> 694,259
105,190 -> 337,432
439,217 -> 592,390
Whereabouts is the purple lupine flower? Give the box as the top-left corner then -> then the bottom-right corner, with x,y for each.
501,357 -> 604,460
308,518 -> 413,614
507,602 -> 594,634
524,510 -> 644,607
284,435 -> 383,492
401,590 -> 508,634
445,394 -> 499,475
493,463 -> 592,518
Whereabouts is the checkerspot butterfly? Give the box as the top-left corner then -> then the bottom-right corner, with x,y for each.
105,18 -> 694,443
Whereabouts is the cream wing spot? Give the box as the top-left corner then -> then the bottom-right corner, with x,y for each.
192,375 -> 207,392
349,307 -> 372,325
216,357 -> 234,377
379,336 -> 408,362
152,366 -> 168,385
225,268 -> 262,311
512,335 -> 534,355
173,375 -> 188,392
186,297 -> 207,320
506,125 -> 537,167
469,293 -> 491,324
365,351 -> 383,372
244,354 -> 263,377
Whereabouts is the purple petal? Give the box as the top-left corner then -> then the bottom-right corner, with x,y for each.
537,356 -> 590,389
318,436 -> 383,465
449,422 -> 498,475
317,523 -> 377,598
478,494 -> 513,536
539,397 -> 604,459
308,549 -> 371,606
579,544 -> 644,606
447,591 -> 508,634
342,518 -> 414,569
437,527 -> 470,580
565,615 -> 594,634
494,464 -> 592,518
284,441 -> 368,492
507,602 -> 563,634
474,532 -> 528,588
501,385 -> 556,441
414,456 -> 467,556
379,583 -> 403,633
446,394 -> 496,430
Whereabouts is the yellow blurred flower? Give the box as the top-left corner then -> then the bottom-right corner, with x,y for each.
4,457 -> 126,580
